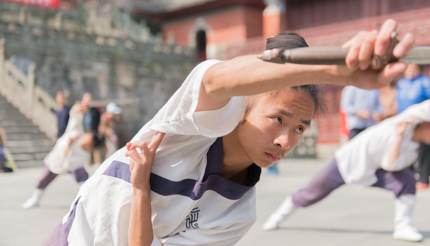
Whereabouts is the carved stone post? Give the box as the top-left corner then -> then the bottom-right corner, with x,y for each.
0,39 -> 4,84
27,64 -> 36,118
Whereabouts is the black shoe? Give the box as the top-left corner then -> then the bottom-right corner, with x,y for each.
1,166 -> 14,173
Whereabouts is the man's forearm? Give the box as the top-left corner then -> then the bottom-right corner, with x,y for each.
129,190 -> 153,246
383,134 -> 404,170
203,55 -> 348,98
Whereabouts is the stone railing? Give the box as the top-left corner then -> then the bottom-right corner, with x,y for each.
0,39 -> 57,140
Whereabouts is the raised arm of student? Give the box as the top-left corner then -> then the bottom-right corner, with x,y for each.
381,119 -> 414,171
128,132 -> 165,246
198,19 -> 414,111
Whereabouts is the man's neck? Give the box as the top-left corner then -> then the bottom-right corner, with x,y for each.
221,130 -> 253,179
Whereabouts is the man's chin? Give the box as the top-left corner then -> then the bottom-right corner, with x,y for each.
253,159 -> 273,168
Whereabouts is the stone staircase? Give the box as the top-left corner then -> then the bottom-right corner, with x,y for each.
0,95 -> 53,168
0,37 -> 55,168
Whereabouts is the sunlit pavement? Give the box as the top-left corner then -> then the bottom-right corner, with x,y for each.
1,159 -> 429,246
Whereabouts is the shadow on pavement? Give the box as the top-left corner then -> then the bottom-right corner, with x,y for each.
275,226 -> 430,237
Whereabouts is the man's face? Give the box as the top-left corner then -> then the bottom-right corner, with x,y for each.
236,89 -> 315,168
56,92 -> 65,107
81,93 -> 92,110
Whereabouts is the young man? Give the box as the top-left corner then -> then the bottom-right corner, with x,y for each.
0,127 -> 14,173
263,100 -> 430,242
22,93 -> 93,209
54,91 -> 71,138
340,86 -> 382,139
396,64 -> 430,190
46,19 -> 414,246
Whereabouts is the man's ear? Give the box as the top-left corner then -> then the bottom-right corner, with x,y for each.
241,96 -> 256,123
239,110 -> 247,124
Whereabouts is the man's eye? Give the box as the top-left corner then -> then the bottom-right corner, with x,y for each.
296,126 -> 305,134
276,116 -> 283,125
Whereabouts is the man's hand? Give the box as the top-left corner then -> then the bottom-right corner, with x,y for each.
396,117 -> 417,136
127,132 -> 165,191
340,19 -> 414,89
372,112 -> 384,122
127,133 -> 164,246
355,111 -> 370,119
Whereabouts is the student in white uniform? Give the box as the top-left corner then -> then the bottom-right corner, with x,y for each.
22,93 -> 93,209
263,100 -> 430,242
45,20 -> 415,246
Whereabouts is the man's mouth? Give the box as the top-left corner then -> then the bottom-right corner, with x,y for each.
264,152 -> 280,162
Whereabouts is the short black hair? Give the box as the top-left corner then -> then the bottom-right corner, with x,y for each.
265,32 -> 323,113
266,32 -> 309,50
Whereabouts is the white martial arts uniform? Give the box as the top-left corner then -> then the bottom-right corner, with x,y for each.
336,100 -> 430,185
44,105 -> 90,174
47,60 -> 261,246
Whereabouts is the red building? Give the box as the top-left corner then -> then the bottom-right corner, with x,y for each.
6,0 -> 60,8
132,0 -> 430,145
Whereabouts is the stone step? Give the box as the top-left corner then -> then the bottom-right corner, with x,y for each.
0,111 -> 29,117
15,160 -> 43,168
7,144 -> 52,152
7,139 -> 52,146
0,114 -> 31,122
0,120 -> 34,127
0,94 -> 54,168
1,126 -> 44,134
12,152 -> 47,161
2,133 -> 48,141
6,144 -> 52,153
12,153 -> 45,162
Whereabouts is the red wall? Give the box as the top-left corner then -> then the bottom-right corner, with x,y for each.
7,0 -> 60,9
286,0 -> 430,31
160,2 -> 430,144
163,6 -> 262,47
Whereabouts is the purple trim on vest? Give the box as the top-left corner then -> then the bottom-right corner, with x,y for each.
150,170 -> 253,200
103,138 -> 261,200
104,160 -> 131,183
44,198 -> 80,246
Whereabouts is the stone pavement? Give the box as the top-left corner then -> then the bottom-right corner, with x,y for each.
237,159 -> 430,246
1,159 -> 429,246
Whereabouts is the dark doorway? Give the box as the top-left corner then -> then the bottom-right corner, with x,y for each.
195,29 -> 207,61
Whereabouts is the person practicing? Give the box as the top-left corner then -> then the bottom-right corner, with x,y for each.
341,86 -> 382,139
263,100 -> 430,242
54,90 -> 71,138
99,102 -> 122,158
397,64 -> 430,190
45,19 -> 414,246
22,93 -> 93,209
0,127 -> 14,173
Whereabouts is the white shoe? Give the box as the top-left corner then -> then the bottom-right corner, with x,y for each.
393,195 -> 423,242
262,196 -> 296,231
262,214 -> 282,231
22,189 -> 43,209
393,225 -> 423,242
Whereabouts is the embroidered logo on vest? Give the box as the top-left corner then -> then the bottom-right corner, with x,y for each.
185,207 -> 200,229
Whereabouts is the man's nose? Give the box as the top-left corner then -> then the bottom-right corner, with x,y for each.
274,132 -> 291,150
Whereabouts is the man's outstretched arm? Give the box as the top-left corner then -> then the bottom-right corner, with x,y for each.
198,19 -> 414,111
